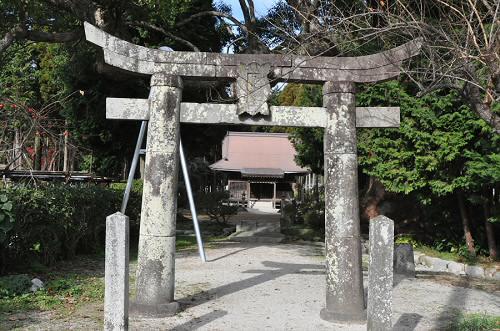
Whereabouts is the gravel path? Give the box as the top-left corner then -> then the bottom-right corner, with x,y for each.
4,241 -> 499,330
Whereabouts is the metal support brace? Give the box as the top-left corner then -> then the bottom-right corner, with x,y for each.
121,121 -> 147,214
179,139 -> 207,262
121,123 -> 206,263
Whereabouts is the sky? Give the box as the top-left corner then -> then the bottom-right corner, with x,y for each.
218,0 -> 280,20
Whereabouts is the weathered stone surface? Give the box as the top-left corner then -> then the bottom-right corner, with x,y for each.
103,50 -> 217,77
323,81 -> 356,154
134,74 -> 181,316
134,236 -> 176,305
206,52 -> 292,66
107,98 -> 149,120
85,22 -> 206,64
393,244 -> 416,277
465,265 -> 484,278
293,39 -> 422,70
420,256 -> 447,272
30,278 -> 44,292
324,153 -> 360,238
104,212 -> 129,331
322,237 -> 365,322
235,62 -> 271,116
368,215 -> 394,331
322,81 -> 365,322
107,100 -> 399,129
447,262 -> 465,275
84,22 -> 422,83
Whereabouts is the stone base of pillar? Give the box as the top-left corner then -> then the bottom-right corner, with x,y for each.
130,301 -> 180,318
320,308 -> 366,324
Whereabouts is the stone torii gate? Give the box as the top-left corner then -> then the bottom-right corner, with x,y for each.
85,22 -> 421,322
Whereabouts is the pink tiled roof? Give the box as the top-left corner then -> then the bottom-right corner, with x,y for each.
210,132 -> 308,174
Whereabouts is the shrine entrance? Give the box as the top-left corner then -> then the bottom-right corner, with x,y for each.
250,182 -> 274,200
84,22 -> 421,323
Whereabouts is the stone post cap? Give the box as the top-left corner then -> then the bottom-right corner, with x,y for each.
107,211 -> 129,218
323,81 -> 356,95
151,74 -> 183,88
370,214 -> 394,224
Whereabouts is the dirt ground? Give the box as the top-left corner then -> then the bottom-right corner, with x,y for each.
3,240 -> 499,331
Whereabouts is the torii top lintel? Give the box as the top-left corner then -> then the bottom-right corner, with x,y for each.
84,22 -> 421,84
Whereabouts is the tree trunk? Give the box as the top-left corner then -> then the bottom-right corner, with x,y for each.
483,199 -> 497,261
362,177 -> 386,220
457,191 -> 475,256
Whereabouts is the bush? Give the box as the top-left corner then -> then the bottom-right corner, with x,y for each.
303,209 -> 324,229
0,193 -> 14,244
0,275 -> 31,298
0,183 -> 142,273
196,191 -> 238,225
297,196 -> 325,230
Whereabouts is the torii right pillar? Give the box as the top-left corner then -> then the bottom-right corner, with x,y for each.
321,81 -> 365,323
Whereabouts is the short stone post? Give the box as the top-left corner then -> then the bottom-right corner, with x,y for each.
132,74 -> 182,316
321,81 -> 365,322
394,243 -> 416,278
368,215 -> 394,331
104,212 -> 129,331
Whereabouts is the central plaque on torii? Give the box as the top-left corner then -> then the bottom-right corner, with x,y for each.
84,22 -> 421,322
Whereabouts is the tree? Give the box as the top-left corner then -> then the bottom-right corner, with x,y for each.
0,0 -> 232,176
277,84 -> 323,174
263,1 -> 500,131
357,81 -> 499,259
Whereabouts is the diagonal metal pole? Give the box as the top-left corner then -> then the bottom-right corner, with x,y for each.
121,121 -> 207,262
179,138 -> 207,262
121,121 -> 147,214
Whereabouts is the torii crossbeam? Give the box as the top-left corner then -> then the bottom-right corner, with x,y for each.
85,22 -> 421,323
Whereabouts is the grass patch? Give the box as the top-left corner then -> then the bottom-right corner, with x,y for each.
0,234 -> 227,319
449,313 -> 500,331
0,273 -> 104,316
413,245 -> 497,267
396,236 -> 497,267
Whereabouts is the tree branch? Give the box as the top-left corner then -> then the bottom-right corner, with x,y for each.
26,30 -> 82,43
176,11 -> 248,34
0,25 -> 26,53
1,25 -> 81,54
132,21 -> 200,51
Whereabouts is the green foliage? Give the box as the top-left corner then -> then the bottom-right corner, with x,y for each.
357,81 -> 499,198
394,235 -> 418,247
0,275 -> 31,298
196,191 -> 238,225
279,84 -> 324,173
1,0 -> 230,177
0,184 -> 141,273
449,313 -> 500,331
302,209 -> 324,230
0,194 -> 14,244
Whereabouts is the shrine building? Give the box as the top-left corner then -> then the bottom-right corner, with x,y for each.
210,131 -> 308,209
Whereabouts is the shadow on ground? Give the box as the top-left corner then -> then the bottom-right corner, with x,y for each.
177,260 -> 323,311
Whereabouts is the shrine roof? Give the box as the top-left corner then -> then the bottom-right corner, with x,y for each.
209,132 -> 308,175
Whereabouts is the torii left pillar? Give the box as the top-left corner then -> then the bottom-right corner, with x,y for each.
131,74 -> 182,316
321,81 -> 365,322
